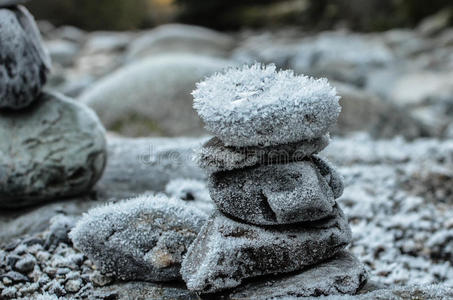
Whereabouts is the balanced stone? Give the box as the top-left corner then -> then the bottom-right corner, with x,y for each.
208,158 -> 343,225
70,195 -> 207,282
0,92 -> 106,208
192,63 -> 341,147
0,5 -> 51,109
181,205 -> 351,293
230,250 -> 368,299
197,135 -> 329,173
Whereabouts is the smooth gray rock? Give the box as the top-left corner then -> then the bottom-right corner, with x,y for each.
208,159 -> 342,225
290,32 -> 394,87
79,54 -> 234,137
126,23 -> 235,62
181,205 -> 351,293
0,5 -> 51,109
333,81 -> 433,139
0,92 -> 107,208
197,135 -> 329,173
230,251 -> 368,299
70,194 -> 207,282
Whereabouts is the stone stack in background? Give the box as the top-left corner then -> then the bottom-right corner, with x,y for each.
0,1 -> 107,208
181,64 -> 368,295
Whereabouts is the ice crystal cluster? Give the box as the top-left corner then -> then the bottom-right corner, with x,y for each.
193,63 -> 341,146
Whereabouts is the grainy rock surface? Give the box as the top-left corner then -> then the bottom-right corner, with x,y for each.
181,205 -> 351,293
208,159 -> 342,225
79,54 -> 234,137
70,195 -> 207,282
0,5 -> 50,109
230,251 -> 368,299
193,63 -> 341,147
197,135 -> 329,173
0,92 -> 106,208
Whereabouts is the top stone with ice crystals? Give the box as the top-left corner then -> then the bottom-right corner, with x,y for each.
193,63 -> 341,147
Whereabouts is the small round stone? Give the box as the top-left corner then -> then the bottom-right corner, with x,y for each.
0,5 -> 51,109
193,63 -> 341,147
0,92 -> 107,208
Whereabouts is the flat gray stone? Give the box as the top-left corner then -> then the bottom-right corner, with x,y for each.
0,5 -> 51,109
197,135 -> 329,173
0,92 -> 106,208
181,205 -> 351,293
230,251 -> 368,299
70,194 -> 207,282
209,159 -> 342,225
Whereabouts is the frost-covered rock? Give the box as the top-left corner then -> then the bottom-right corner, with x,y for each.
197,135 -> 329,173
208,159 -> 342,225
230,251 -> 368,299
70,194 -> 207,282
193,63 -> 341,147
0,92 -> 107,208
79,54 -> 233,137
0,5 -> 51,109
126,23 -> 235,62
181,205 -> 351,293
165,178 -> 214,213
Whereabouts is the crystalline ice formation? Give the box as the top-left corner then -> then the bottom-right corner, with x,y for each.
193,63 -> 341,147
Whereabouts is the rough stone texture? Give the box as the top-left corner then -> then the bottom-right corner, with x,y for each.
0,92 -> 107,208
181,205 -> 351,293
78,282 -> 201,300
0,136 -> 207,245
126,23 -> 235,62
208,159 -> 341,225
193,63 -> 341,147
0,5 -> 51,109
230,251 -> 368,299
70,194 -> 207,282
79,54 -> 234,137
197,135 -> 329,173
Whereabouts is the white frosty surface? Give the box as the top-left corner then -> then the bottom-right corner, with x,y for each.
319,134 -> 453,287
70,194 -> 207,282
193,63 -> 341,146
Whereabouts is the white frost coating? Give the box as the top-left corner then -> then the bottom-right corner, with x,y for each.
69,194 -> 207,282
193,63 -> 341,147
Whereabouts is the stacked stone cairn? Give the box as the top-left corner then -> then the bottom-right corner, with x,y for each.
0,1 -> 107,208
181,64 -> 368,295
